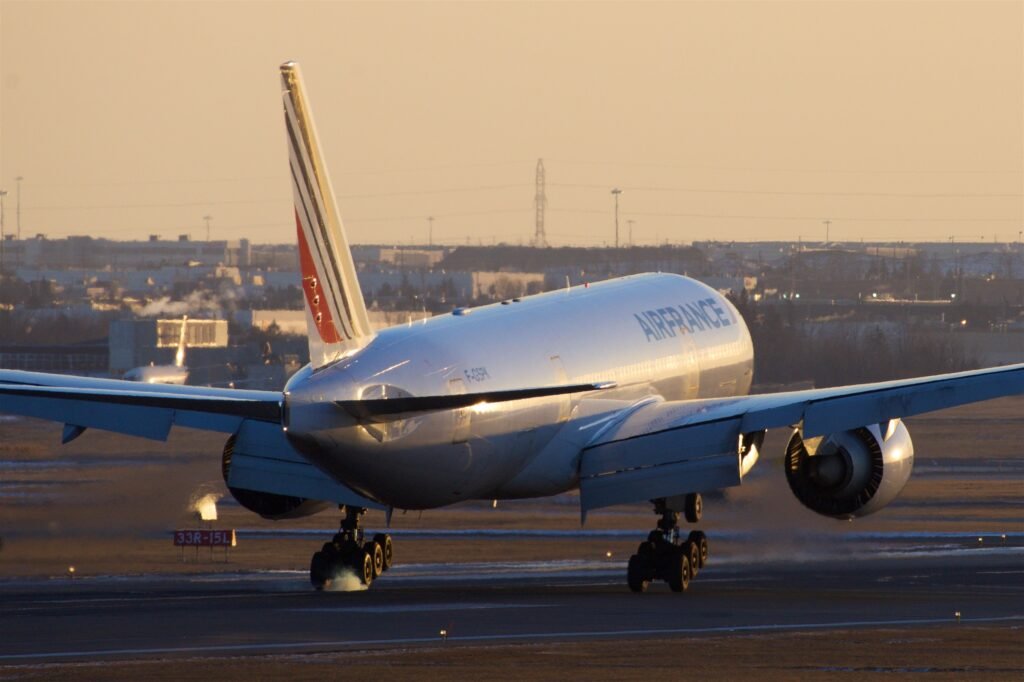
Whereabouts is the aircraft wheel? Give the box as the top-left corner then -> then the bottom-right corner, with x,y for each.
310,550 -> 330,590
636,541 -> 655,558
365,541 -> 384,578
666,548 -> 691,593
373,533 -> 394,571
683,540 -> 700,579
354,548 -> 374,586
684,493 -> 703,524
627,554 -> 649,593
687,530 -> 709,568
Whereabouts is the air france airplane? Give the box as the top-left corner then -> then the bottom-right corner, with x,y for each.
122,316 -> 190,385
2,62 -> 1022,592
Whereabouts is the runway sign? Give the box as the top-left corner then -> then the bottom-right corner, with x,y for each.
173,529 -> 237,547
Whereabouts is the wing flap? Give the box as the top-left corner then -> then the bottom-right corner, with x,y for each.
581,412 -> 740,477
580,453 -> 741,512
6,392 -> 176,440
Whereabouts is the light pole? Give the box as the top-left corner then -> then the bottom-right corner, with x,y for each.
627,219 -> 635,247
0,189 -> 6,277
611,188 -> 622,248
427,216 -> 434,247
15,176 -> 22,240
823,219 -> 831,244
203,215 -> 213,241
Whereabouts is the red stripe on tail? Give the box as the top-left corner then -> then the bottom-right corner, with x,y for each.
295,210 -> 343,344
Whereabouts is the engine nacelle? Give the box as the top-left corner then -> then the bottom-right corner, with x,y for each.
221,433 -> 330,520
785,419 -> 914,519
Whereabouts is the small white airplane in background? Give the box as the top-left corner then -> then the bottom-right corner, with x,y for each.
1,63 -> 1022,592
122,316 -> 190,385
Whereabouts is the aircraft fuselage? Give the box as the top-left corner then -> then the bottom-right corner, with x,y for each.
283,273 -> 754,509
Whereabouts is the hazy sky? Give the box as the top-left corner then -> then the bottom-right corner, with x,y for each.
1,1 -> 1022,246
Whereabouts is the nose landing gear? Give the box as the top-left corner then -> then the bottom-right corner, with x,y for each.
310,506 -> 393,590
626,494 -> 709,593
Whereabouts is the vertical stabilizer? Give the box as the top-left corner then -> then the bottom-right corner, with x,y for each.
281,62 -> 373,368
174,315 -> 188,368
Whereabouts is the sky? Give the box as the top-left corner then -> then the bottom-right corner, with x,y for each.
1,0 -> 1022,246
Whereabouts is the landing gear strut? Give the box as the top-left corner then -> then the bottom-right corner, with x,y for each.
626,493 -> 708,593
310,506 -> 393,590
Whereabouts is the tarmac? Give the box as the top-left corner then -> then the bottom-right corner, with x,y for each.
1,534 -> 1022,664
1,403 -> 1022,676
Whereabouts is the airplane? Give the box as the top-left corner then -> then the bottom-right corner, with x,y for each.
122,316 -> 190,385
1,62 -> 1022,592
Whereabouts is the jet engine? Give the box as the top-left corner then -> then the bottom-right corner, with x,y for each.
221,433 -> 330,520
784,419 -> 914,519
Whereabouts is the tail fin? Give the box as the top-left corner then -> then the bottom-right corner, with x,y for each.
280,62 -> 373,368
174,315 -> 188,368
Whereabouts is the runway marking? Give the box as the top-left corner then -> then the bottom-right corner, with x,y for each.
237,528 -> 1024,541
2,615 -> 1022,662
2,591 -> 308,613
288,602 -> 551,614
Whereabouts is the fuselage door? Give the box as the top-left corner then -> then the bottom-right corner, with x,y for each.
550,355 -> 572,423
680,333 -> 701,399
449,378 -> 471,443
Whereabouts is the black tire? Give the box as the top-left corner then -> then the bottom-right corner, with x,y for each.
666,548 -> 691,593
687,530 -> 709,568
627,554 -> 649,593
684,493 -> 703,524
366,541 -> 384,577
373,533 -> 394,571
356,549 -> 374,586
310,550 -> 330,590
636,541 -> 655,558
684,540 -> 700,579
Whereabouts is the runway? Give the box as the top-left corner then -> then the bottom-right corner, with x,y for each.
1,536 -> 1022,664
2,408 -> 1023,672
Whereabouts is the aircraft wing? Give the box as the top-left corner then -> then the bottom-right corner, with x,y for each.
0,369 -> 281,442
578,363 -> 1024,512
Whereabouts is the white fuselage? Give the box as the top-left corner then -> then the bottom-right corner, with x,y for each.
123,365 -> 190,385
283,273 -> 754,509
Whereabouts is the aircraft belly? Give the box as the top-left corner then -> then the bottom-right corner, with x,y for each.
296,402 -> 565,509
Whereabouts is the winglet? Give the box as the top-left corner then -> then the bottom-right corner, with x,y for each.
281,62 -> 373,368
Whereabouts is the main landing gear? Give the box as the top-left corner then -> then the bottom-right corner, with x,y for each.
627,493 -> 709,593
310,506 -> 393,590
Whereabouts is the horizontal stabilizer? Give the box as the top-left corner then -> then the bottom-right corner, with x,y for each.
337,381 -> 616,420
